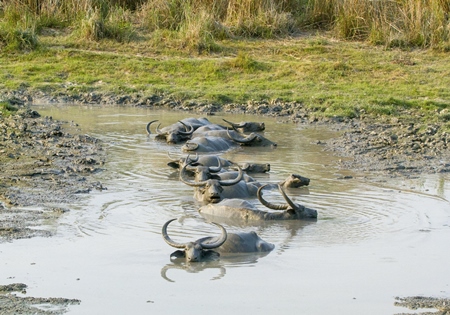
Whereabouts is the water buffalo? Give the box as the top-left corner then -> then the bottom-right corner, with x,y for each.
279,174 -> 310,188
146,117 -> 211,144
167,154 -> 270,173
162,219 -> 275,262
180,163 -> 260,203
222,118 -> 265,132
198,184 -> 318,221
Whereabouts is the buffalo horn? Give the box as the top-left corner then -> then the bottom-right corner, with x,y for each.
146,120 -> 159,135
200,222 -> 228,249
183,142 -> 199,151
155,123 -> 166,135
207,156 -> 222,173
178,121 -> 194,135
223,118 -> 246,129
257,184 -> 289,210
277,184 -> 298,209
179,164 -> 207,187
185,153 -> 199,165
227,129 -> 257,144
218,164 -> 243,186
162,219 -> 187,249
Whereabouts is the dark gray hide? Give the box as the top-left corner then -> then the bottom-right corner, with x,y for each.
198,184 -> 318,221
162,219 -> 274,262
181,136 -> 236,153
222,118 -> 265,132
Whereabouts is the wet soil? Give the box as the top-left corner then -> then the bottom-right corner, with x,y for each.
395,296 -> 450,315
0,108 -> 106,242
0,284 -> 80,315
1,90 -> 449,314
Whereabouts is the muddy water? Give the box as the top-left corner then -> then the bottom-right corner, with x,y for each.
2,106 -> 450,314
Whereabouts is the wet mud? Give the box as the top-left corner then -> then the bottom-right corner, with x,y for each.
395,296 -> 450,315
0,284 -> 80,315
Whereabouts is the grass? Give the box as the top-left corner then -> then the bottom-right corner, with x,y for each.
0,0 -> 449,122
0,101 -> 18,117
1,32 -> 450,122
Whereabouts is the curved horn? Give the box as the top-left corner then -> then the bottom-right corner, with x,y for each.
155,123 -> 166,135
185,153 -> 199,165
162,219 -> 187,249
207,156 -> 222,173
183,142 -> 199,151
146,120 -> 159,135
222,118 -> 246,129
178,121 -> 194,135
200,222 -> 227,249
218,164 -> 243,186
167,151 -> 178,162
227,129 -> 257,144
179,164 -> 207,187
257,184 -> 289,210
277,184 -> 297,209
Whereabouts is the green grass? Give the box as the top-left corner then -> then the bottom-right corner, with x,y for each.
1,28 -> 450,122
0,101 -> 18,117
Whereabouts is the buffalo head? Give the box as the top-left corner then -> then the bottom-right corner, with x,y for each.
280,174 -> 310,188
180,162 -> 243,203
146,120 -> 194,144
162,219 -> 227,262
226,129 -> 277,147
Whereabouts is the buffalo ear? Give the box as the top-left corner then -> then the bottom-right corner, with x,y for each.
170,250 -> 186,262
210,174 -> 221,180
167,161 -> 180,169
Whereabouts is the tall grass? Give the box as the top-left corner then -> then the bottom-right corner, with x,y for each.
0,0 -> 449,50
305,0 -> 450,49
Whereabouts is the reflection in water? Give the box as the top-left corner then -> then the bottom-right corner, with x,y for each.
161,251 -> 272,282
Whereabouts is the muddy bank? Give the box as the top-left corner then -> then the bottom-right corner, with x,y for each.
0,284 -> 80,315
395,296 -> 450,315
0,107 -> 106,242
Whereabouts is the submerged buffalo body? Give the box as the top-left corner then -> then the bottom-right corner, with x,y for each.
182,130 -> 276,153
182,136 -> 235,153
199,184 -> 318,221
162,219 -> 274,262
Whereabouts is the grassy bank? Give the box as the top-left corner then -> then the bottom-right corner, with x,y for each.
0,0 -> 449,125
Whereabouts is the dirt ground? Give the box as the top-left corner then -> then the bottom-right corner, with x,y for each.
0,92 -> 449,314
